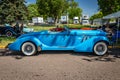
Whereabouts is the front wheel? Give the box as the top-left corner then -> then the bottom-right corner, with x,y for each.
21,42 -> 37,56
6,31 -> 13,37
94,42 -> 108,56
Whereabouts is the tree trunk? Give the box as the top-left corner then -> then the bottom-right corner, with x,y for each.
54,16 -> 59,26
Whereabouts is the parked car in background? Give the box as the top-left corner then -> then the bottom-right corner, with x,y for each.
0,24 -> 34,37
8,26 -> 110,56
0,26 -> 17,37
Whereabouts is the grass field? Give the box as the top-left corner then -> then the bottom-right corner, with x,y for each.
0,36 -> 16,46
29,24 -> 91,31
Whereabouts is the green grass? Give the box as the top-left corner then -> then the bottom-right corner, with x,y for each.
29,26 -> 55,31
66,24 -> 91,28
28,24 -> 91,31
0,36 -> 16,46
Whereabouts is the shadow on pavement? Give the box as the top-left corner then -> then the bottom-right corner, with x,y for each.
80,48 -> 120,62
0,48 -> 119,61
0,49 -> 24,60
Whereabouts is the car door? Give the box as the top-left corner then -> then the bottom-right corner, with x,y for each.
39,30 -> 72,47
68,30 -> 86,47
52,30 -> 72,47
37,30 -> 67,46
38,29 -> 84,47
49,30 -> 83,47
37,31 -> 55,46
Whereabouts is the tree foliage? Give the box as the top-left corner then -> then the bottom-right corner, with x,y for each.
0,0 -> 27,24
27,4 -> 40,20
36,0 -> 69,24
98,0 -> 120,16
68,0 -> 82,20
90,11 -> 103,20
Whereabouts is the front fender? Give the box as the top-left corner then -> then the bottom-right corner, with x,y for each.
74,36 -> 110,52
8,36 -> 42,51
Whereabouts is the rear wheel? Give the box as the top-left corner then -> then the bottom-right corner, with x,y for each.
21,42 -> 37,56
94,42 -> 108,56
6,31 -> 13,37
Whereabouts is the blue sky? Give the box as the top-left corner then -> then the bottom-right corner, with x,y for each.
26,0 -> 98,16
26,0 -> 36,4
75,0 -> 98,16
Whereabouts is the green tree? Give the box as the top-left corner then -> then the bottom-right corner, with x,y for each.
98,0 -> 120,16
36,0 -> 69,24
68,0 -> 82,20
0,0 -> 27,24
90,11 -> 103,20
27,4 -> 40,20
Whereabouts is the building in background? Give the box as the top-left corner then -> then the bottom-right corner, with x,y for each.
73,17 -> 79,24
47,17 -> 54,24
32,17 -> 44,25
61,16 -> 68,24
81,15 -> 90,25
93,18 -> 102,26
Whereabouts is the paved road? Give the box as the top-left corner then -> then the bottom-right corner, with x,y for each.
0,49 -> 120,80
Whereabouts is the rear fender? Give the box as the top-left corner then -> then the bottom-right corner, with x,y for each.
9,36 -> 43,51
20,36 -> 43,48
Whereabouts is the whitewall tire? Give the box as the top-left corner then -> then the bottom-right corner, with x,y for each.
94,42 -> 108,56
21,42 -> 37,56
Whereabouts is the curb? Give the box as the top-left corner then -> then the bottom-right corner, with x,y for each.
0,46 -> 120,49
0,46 -> 6,49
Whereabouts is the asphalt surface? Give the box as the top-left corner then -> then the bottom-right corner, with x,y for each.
0,48 -> 120,80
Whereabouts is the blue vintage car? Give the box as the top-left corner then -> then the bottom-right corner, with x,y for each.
8,26 -> 110,56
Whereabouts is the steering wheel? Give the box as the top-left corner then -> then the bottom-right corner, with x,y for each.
64,26 -> 70,35
64,26 -> 70,31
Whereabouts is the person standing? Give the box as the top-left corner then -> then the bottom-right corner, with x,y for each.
14,22 -> 20,33
20,23 -> 24,34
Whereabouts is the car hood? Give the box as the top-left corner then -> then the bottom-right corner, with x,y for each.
70,30 -> 107,36
18,30 -> 48,39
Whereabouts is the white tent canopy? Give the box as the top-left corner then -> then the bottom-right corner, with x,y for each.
103,11 -> 120,19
